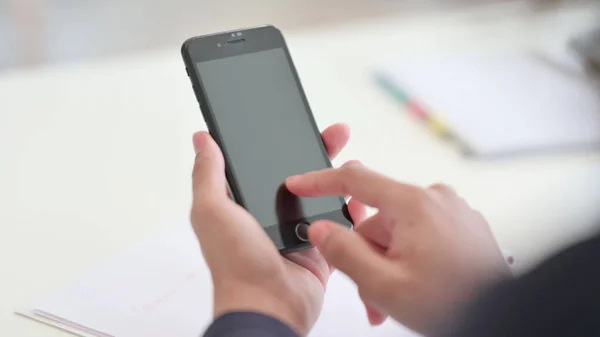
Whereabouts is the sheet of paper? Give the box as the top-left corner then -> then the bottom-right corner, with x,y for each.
19,224 -> 416,337
16,310 -> 97,337
376,51 -> 600,157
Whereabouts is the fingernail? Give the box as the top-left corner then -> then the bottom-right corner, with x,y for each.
192,131 -> 208,154
309,221 -> 336,247
286,175 -> 301,184
343,160 -> 362,167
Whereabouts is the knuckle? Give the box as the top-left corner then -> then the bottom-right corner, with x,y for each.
203,194 -> 224,211
191,155 -> 205,179
358,287 -> 379,308
189,206 -> 205,233
193,151 -> 205,166
381,183 -> 401,201
357,287 -> 369,301
406,186 -> 431,210
191,195 -> 218,220
339,164 -> 357,178
190,204 -> 208,224
368,270 -> 404,301
337,166 -> 351,183
337,166 -> 357,190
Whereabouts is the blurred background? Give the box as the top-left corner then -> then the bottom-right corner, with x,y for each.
0,0 -> 585,71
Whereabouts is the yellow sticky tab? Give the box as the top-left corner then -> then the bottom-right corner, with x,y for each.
427,116 -> 449,137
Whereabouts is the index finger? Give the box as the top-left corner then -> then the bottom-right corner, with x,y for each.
285,164 -> 418,209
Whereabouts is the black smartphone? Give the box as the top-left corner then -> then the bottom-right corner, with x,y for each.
181,25 -> 353,253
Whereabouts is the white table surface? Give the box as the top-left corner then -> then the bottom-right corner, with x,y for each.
1,3 -> 600,336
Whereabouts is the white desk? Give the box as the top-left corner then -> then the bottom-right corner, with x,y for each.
1,3 -> 599,336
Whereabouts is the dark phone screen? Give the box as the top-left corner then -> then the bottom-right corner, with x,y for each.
195,48 -> 343,228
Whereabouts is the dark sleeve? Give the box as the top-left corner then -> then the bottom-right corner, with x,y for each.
203,312 -> 299,337
445,232 -> 600,337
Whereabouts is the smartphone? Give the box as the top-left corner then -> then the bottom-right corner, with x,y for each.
181,25 -> 353,253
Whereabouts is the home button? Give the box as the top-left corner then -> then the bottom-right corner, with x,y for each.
295,222 -> 310,242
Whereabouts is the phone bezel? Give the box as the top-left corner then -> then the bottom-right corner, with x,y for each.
181,25 -> 353,253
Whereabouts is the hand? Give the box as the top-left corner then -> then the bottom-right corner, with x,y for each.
285,163 -> 512,335
190,124 -> 367,336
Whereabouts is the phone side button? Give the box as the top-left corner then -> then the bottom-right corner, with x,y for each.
295,222 -> 310,242
192,85 -> 202,104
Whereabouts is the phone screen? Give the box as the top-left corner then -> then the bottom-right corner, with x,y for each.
195,48 -> 343,228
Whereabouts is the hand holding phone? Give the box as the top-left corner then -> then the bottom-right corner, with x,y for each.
182,25 -> 353,253
190,124 -> 366,336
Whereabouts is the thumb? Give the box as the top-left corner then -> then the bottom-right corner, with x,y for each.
309,220 -> 393,292
192,131 -> 227,198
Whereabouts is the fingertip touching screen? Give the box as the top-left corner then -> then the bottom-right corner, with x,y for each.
195,48 -> 343,228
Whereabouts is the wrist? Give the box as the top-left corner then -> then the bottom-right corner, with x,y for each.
213,282 -> 308,336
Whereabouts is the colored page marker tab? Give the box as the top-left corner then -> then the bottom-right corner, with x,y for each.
407,99 -> 450,137
406,99 -> 429,121
375,74 -> 452,138
427,115 -> 450,137
375,74 -> 410,103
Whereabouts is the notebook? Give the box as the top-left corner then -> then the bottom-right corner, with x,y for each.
375,51 -> 600,157
17,223 -> 415,337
